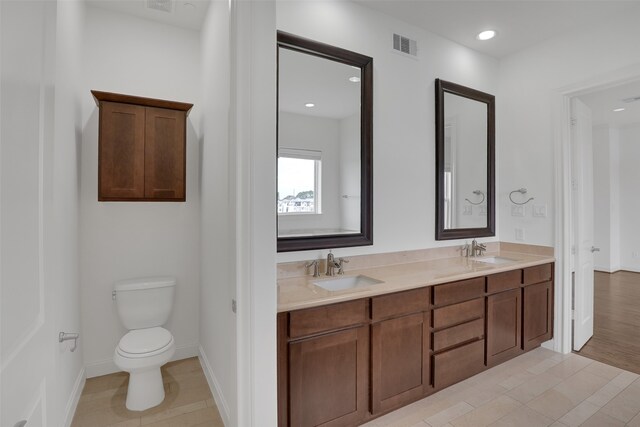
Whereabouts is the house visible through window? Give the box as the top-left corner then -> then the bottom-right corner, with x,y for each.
278,148 -> 321,215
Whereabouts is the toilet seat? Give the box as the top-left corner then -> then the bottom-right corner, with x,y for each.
117,327 -> 174,359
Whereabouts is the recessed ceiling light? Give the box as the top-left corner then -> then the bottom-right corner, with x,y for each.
349,76 -> 361,83
477,30 -> 497,41
613,108 -> 625,112
305,103 -> 315,108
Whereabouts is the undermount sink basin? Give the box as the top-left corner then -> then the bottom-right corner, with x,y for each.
313,275 -> 384,292
473,256 -> 517,265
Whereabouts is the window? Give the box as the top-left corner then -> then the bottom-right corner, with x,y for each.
277,148 -> 321,215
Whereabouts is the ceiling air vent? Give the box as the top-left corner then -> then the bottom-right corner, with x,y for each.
147,0 -> 173,13
622,96 -> 640,103
393,33 -> 417,57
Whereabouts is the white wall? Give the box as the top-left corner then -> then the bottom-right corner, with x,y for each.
592,125 -> 620,272
498,12 -> 640,246
339,112 -> 361,231
79,6 -> 202,377
276,0 -> 500,262
198,0 -> 235,424
51,0 -> 86,423
619,124 -> 640,272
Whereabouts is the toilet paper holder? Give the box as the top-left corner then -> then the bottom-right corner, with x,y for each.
59,332 -> 79,352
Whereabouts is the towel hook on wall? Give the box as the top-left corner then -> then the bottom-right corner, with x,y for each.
509,188 -> 534,205
465,190 -> 485,205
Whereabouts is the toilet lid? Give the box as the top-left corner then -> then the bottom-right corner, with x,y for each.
118,327 -> 173,355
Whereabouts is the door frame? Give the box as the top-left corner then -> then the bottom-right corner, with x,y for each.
553,63 -> 640,354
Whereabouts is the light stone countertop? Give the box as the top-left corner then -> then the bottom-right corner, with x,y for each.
278,251 -> 555,312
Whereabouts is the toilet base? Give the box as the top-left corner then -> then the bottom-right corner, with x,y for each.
125,368 -> 165,411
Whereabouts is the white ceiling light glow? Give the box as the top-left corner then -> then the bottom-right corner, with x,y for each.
349,76 -> 361,83
613,108 -> 625,112
476,30 -> 497,41
305,103 -> 315,108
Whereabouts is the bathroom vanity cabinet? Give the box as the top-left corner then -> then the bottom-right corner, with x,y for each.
277,263 -> 554,427
92,90 -> 193,201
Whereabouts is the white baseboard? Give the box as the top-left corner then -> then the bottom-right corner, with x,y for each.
63,367 -> 86,427
199,345 -> 230,426
85,343 -> 199,378
620,265 -> 640,273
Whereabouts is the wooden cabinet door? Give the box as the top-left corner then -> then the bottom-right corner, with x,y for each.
486,289 -> 523,366
523,281 -> 553,351
99,101 -> 145,200
144,107 -> 186,200
371,312 -> 430,414
289,326 -> 368,427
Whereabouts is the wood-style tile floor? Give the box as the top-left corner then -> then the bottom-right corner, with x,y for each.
577,271 -> 640,374
72,357 -> 223,427
362,347 -> 640,427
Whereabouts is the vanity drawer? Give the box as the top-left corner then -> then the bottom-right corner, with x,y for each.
433,277 -> 485,306
433,318 -> 484,352
371,288 -> 430,322
487,270 -> 522,294
433,298 -> 484,329
433,339 -> 485,389
523,264 -> 552,285
289,299 -> 369,339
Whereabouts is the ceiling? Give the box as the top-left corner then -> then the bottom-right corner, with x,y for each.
579,80 -> 640,127
87,0 -> 210,30
354,0 -> 640,59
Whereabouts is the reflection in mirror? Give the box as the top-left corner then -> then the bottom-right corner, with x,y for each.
443,92 -> 487,229
277,32 -> 373,252
278,49 -> 361,237
436,79 -> 495,240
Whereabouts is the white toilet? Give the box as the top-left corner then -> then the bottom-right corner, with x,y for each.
113,277 -> 176,411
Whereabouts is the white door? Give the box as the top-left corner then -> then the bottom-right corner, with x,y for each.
1,1 -> 57,426
571,98 -> 595,351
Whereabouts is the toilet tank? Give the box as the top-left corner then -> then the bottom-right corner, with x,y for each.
114,277 -> 176,330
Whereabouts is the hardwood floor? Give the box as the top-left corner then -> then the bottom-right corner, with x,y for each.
72,357 -> 223,427
577,271 -> 640,374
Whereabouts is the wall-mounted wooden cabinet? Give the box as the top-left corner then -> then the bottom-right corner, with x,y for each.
277,263 -> 554,427
92,90 -> 193,201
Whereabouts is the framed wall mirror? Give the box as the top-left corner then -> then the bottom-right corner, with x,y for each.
277,31 -> 373,252
435,79 -> 495,240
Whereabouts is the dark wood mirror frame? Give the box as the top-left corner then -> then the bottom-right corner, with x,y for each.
435,79 -> 495,240
277,31 -> 373,252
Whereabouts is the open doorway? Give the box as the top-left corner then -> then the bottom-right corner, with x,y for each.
570,79 -> 640,373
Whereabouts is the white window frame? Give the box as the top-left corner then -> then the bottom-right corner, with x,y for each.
277,147 -> 322,215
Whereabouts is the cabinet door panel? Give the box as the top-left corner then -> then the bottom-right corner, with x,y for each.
433,339 -> 484,389
289,299 -> 368,339
144,107 -> 186,200
433,277 -> 485,306
487,289 -> 523,366
372,312 -> 430,414
433,298 -> 484,329
289,326 -> 368,427
433,318 -> 484,352
523,264 -> 552,285
99,101 -> 145,199
371,288 -> 429,321
487,270 -> 522,294
523,281 -> 553,351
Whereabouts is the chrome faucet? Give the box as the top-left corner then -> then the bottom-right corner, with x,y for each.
326,251 -> 341,276
471,239 -> 487,257
305,260 -> 320,277
337,258 -> 349,275
459,242 -> 471,257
